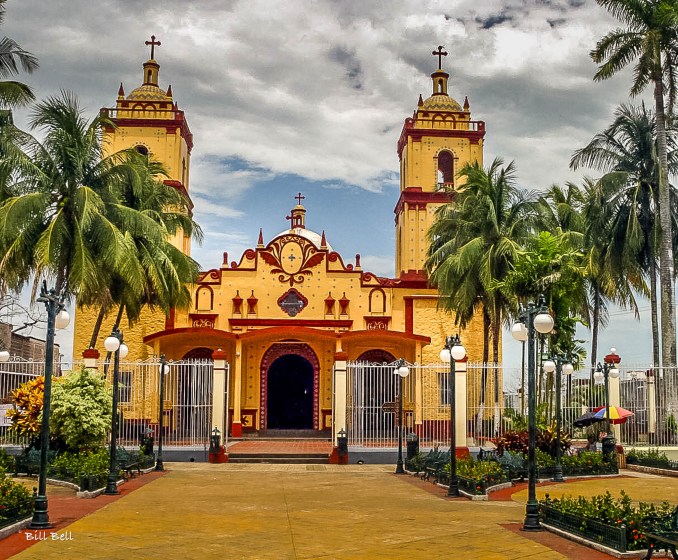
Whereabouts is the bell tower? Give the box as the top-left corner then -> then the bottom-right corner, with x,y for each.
394,46 -> 485,278
101,34 -> 194,255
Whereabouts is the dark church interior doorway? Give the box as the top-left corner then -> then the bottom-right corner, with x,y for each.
267,354 -> 314,429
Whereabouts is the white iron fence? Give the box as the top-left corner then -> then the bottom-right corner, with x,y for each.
0,358 -> 218,450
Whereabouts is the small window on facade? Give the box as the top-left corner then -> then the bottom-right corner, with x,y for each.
437,151 -> 454,190
135,145 -> 149,156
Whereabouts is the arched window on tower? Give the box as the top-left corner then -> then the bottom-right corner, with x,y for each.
437,151 -> 454,190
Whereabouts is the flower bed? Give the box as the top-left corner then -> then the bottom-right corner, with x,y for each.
442,457 -> 509,495
536,450 -> 618,477
626,449 -> 678,470
540,491 -> 674,552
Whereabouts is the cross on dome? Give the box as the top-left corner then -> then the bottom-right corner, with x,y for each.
145,35 -> 161,59
432,46 -> 447,70
295,192 -> 305,205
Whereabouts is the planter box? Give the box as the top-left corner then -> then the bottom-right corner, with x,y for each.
540,504 -> 627,552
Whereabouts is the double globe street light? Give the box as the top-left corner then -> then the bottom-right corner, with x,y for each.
440,335 -> 467,497
30,283 -> 70,529
542,357 -> 574,483
512,295 -> 554,531
104,326 -> 129,495
594,348 -> 621,457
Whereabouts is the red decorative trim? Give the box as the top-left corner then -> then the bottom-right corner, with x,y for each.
189,313 -> 218,329
164,307 -> 175,330
394,187 -> 451,218
212,348 -> 228,360
340,330 -> 430,344
102,110 -> 194,152
238,326 -> 340,341
229,318 -> 352,328
260,234 -> 326,286
605,353 -> 621,365
82,348 -> 100,359
247,291 -> 258,315
232,291 -> 243,315
143,327 -> 237,344
368,288 -> 387,313
324,293 -> 335,315
277,288 -> 309,316
197,269 -> 221,284
405,298 -> 414,334
397,119 -> 486,156
339,293 -> 350,316
260,343 -> 320,430
364,316 -> 391,330
356,349 -> 396,363
231,422 -> 243,437
334,352 -> 349,361
195,285 -> 214,309
162,180 -> 193,211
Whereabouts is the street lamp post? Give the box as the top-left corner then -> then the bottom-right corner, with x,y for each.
512,295 -> 554,531
440,335 -> 467,497
393,359 -> 410,474
104,326 -> 129,495
594,348 -> 621,457
29,282 -> 69,529
155,354 -> 168,471
542,357 -> 574,483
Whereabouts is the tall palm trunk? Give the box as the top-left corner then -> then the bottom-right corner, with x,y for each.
88,305 -> 109,349
476,307 -> 491,434
492,300 -> 501,435
590,283 -> 601,394
654,76 -> 677,367
650,257 -> 660,367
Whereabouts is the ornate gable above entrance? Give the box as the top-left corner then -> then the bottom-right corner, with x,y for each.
260,235 -> 325,285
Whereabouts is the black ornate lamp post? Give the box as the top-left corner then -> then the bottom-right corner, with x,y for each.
440,334 -> 467,497
512,295 -> 554,531
542,356 -> 574,483
30,282 -> 70,529
104,326 -> 129,495
393,359 -> 410,474
594,348 -> 621,456
155,354 -> 168,471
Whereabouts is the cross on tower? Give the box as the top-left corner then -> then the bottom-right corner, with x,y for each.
145,35 -> 161,59
295,192 -> 305,205
432,46 -> 447,70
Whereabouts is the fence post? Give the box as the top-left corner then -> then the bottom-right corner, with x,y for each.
610,374 -> 621,442
210,349 -> 229,463
82,348 -> 99,372
329,352 -> 348,464
647,372 -> 657,438
455,357 -> 469,451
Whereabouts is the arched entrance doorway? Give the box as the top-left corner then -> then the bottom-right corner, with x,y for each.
260,342 -> 319,430
354,349 -> 398,437
174,348 -> 214,439
267,355 -> 313,429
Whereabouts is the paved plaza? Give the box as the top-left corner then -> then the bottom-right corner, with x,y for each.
2,465 -> 675,559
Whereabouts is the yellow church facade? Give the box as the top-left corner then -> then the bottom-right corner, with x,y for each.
72,43 -> 493,440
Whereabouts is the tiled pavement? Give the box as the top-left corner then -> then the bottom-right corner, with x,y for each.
5,465 -> 677,559
227,439 -> 333,454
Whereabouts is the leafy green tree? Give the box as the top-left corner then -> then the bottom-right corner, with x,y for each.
50,367 -> 112,452
0,92 -> 157,299
572,103 -> 678,366
0,0 -> 38,107
591,0 -> 678,366
426,158 -> 537,429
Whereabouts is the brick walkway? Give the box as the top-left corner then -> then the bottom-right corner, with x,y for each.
227,439 -> 332,454
5,466 -> 677,559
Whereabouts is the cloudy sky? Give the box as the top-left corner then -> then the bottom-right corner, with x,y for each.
3,0 -> 659,366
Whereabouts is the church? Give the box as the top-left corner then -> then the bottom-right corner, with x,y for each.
72,40 -> 493,442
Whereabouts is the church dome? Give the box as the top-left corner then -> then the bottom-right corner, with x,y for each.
127,84 -> 170,101
421,94 -> 462,112
273,227 -> 333,251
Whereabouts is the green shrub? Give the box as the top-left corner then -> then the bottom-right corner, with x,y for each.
49,448 -> 109,485
0,449 -> 14,471
0,467 -> 32,522
50,367 -> 112,452
443,457 -> 507,493
541,491 -> 674,550
626,448 -> 671,468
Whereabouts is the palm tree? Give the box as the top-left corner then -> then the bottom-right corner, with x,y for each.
572,103 -> 678,366
0,92 -> 152,300
426,157 -> 537,432
591,0 -> 678,366
83,155 -> 202,348
0,0 -> 38,107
